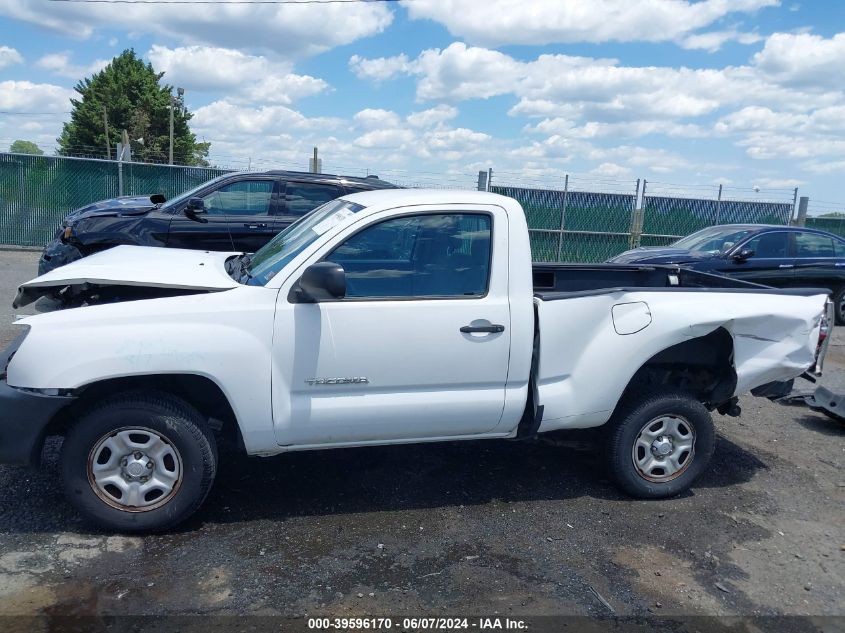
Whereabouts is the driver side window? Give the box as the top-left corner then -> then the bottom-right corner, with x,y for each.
740,232 -> 789,258
202,180 -> 273,216
327,213 -> 492,299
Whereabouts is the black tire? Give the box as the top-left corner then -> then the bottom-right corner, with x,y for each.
833,287 -> 845,326
606,391 -> 715,499
61,390 -> 217,533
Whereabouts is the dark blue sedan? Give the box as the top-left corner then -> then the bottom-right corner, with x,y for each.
609,224 -> 845,323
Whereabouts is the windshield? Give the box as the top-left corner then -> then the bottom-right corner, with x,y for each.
161,174 -> 233,210
672,226 -> 755,254
247,199 -> 366,286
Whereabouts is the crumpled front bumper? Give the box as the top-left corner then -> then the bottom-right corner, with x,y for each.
39,238 -> 83,276
0,331 -> 75,467
0,382 -> 75,466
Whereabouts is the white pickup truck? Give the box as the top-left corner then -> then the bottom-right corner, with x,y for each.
1,190 -> 830,532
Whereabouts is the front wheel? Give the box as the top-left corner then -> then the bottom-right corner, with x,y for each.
61,391 -> 217,532
606,391 -> 715,499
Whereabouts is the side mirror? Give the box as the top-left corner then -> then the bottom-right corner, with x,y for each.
184,197 -> 208,223
294,262 -> 346,303
733,248 -> 755,262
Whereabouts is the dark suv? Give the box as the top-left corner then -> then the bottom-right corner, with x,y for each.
39,170 -> 398,275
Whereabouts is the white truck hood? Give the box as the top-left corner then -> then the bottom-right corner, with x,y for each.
14,245 -> 241,308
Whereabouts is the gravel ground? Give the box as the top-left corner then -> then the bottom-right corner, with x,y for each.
0,249 -> 842,622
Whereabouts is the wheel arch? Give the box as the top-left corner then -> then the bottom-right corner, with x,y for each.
43,373 -> 243,449
615,327 -> 737,414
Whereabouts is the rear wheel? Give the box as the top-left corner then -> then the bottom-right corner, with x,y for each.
61,391 -> 217,532
606,391 -> 715,499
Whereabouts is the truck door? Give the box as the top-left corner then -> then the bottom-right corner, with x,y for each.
272,205 -> 512,446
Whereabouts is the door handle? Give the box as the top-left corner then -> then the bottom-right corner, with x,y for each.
778,264 -> 793,268
460,324 -> 505,334
244,223 -> 268,229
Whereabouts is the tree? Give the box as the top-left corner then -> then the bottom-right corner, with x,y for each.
9,140 -> 43,155
58,49 -> 210,166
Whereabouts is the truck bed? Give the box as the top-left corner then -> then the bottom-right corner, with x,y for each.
532,263 -> 828,299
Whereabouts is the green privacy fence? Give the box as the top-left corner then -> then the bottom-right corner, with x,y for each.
0,153 -> 231,247
0,152 -> 803,261
805,217 -> 845,238
493,184 -> 797,262
492,185 -> 638,262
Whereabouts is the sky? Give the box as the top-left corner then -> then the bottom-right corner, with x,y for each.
1,0 -> 844,209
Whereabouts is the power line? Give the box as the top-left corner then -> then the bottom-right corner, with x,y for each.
0,111 -> 71,115
49,0 -> 406,4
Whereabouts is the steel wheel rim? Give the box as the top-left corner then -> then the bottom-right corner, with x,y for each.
631,415 -> 696,483
86,427 -> 183,512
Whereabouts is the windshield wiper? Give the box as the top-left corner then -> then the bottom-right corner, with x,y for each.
237,254 -> 253,284
225,253 -> 253,283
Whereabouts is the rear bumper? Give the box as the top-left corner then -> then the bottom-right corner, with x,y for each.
0,382 -> 74,467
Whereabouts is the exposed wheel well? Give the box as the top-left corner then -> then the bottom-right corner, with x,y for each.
619,327 -> 737,412
44,374 -> 242,447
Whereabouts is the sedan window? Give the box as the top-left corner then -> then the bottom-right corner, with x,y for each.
202,180 -> 273,216
740,232 -> 789,258
286,183 -> 343,216
795,232 -> 836,258
672,227 -> 755,254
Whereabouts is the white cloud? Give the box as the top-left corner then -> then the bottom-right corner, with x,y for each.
590,162 -> 632,177
679,29 -> 762,52
36,51 -> 108,78
603,146 -> 692,174
353,128 -> 415,149
737,133 -> 845,160
801,160 -> 845,175
0,0 -> 393,58
349,53 -> 412,82
192,100 -> 341,138
0,45 -> 23,69
355,42 -> 827,122
715,105 -> 845,162
349,32 -> 845,178
752,32 -> 845,87
407,105 -> 458,128
526,117 -> 707,139
0,80 -> 74,112
0,81 -> 74,151
752,177 -> 804,188
353,108 -> 402,130
404,0 -> 777,47
147,45 -> 328,104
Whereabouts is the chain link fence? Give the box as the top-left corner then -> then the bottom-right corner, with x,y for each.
492,185 -> 638,261
804,200 -> 845,237
493,178 -> 799,262
0,152 -> 828,263
0,153 -> 230,246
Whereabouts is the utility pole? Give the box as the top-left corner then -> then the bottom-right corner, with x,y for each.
309,146 -> 322,173
169,87 -> 184,165
102,107 -> 110,160
795,196 -> 809,227
715,183 -> 723,224
168,98 -> 174,165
